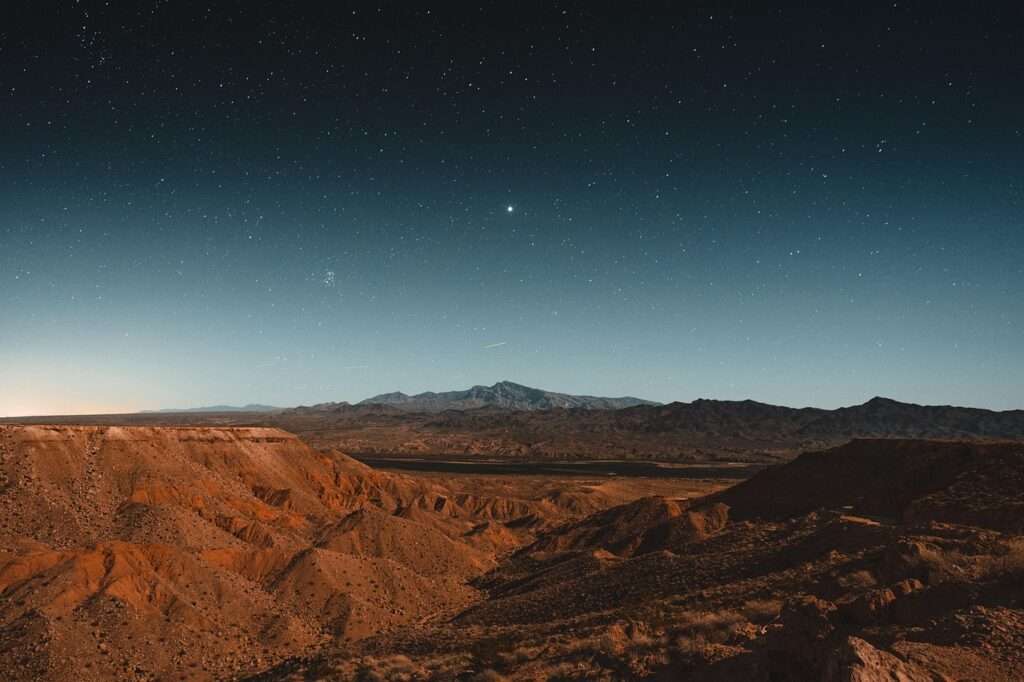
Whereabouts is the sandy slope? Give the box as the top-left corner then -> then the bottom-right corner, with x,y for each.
258,439 -> 1024,681
8,425 -> 1018,680
0,425 -> 639,680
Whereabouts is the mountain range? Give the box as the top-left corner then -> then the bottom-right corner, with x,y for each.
275,394 -> 1024,462
141,403 -> 281,414
32,388 -> 1024,463
301,380 -> 660,412
146,382 -> 657,415
359,380 -> 659,411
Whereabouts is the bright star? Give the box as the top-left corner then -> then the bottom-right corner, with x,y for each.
506,205 -> 514,213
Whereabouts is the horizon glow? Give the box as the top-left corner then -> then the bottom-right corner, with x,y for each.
2,5 -> 1022,416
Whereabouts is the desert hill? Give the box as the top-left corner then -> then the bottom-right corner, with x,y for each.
267,395 -> 1024,462
4,425 -> 1023,680
711,438 -> 1024,531
0,425 -> 656,680
260,439 -> 1024,680
795,397 -> 1024,440
7,395 -> 1024,464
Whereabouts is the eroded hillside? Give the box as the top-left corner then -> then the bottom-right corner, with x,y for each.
0,425 -> 667,680
259,439 -> 1024,681
5,428 -> 1022,680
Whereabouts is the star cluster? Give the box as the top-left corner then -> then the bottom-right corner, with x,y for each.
1,3 -> 1022,415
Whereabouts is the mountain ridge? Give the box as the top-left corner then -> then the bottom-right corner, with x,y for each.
14,393 -> 1023,464
141,403 -> 281,414
355,380 -> 660,412
272,394 -> 1024,462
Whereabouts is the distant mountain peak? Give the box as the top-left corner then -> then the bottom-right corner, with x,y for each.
372,391 -> 410,400
355,381 -> 659,412
864,396 -> 902,406
141,404 -> 280,414
493,380 -> 530,389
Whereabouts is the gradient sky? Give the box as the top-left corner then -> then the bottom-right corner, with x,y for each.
2,3 -> 1022,416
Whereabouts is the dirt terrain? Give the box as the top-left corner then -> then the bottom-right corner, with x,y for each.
251,439 -> 1024,681
1,425 -> 1022,680
0,425 -> 727,680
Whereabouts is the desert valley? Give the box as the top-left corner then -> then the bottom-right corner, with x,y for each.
2,386 -> 1024,680
5,3 -> 1022,680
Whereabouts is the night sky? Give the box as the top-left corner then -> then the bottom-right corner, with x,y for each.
2,3 -> 1023,416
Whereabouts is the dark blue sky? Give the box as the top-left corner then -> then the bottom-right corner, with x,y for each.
2,3 -> 1022,415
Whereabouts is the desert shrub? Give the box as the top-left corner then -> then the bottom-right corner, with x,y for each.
676,609 -> 744,633
837,569 -> 877,590
497,645 -> 541,667
354,654 -> 420,681
901,539 -> 1024,585
978,538 -> 1024,579
469,637 -> 502,669
470,670 -> 507,682
740,598 -> 784,623
668,609 -> 750,658
355,666 -> 385,682
621,629 -> 662,660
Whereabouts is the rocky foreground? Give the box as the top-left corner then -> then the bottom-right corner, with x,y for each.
1,427 -> 1022,680
259,439 -> 1024,681
0,425 -> 650,680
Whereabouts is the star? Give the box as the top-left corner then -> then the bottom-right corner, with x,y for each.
506,205 -> 514,213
